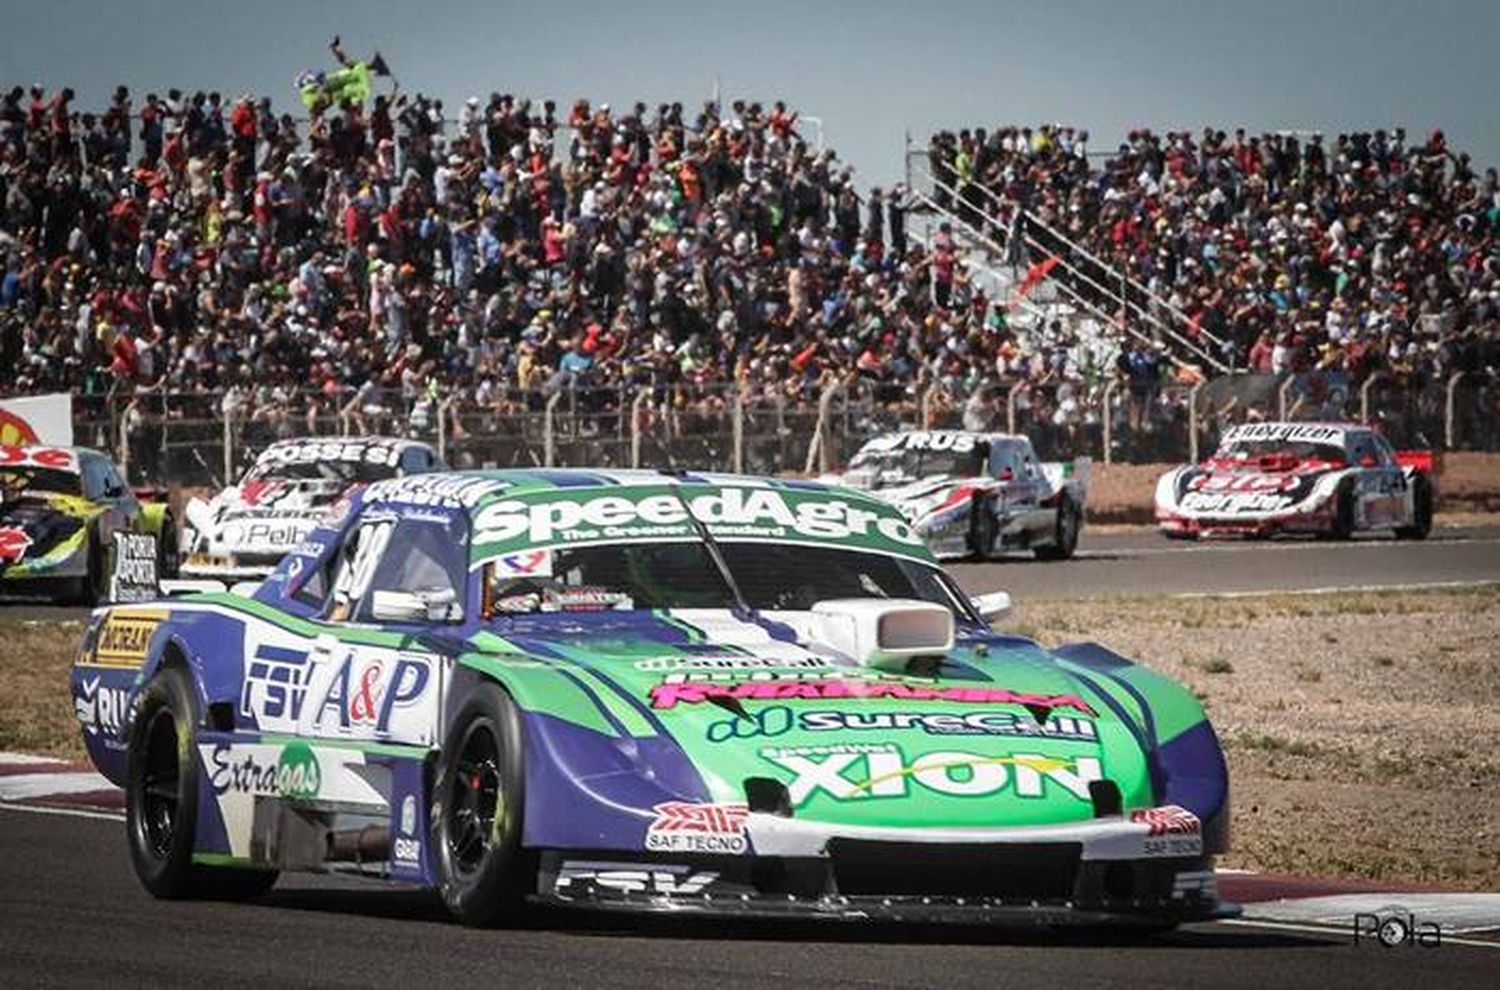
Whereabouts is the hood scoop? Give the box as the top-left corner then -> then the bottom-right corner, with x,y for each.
809,598 -> 955,672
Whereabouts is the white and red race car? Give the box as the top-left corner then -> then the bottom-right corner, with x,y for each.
180,437 -> 444,580
827,430 -> 1090,560
1155,421 -> 1435,540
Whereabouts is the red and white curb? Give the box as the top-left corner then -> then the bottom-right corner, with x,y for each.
0,751 -> 123,816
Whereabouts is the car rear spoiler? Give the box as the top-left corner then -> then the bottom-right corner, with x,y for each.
1395,449 -> 1439,475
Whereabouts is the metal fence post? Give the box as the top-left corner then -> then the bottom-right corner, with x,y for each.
630,388 -> 651,468
805,380 -> 843,475
222,408 -> 233,486
1445,371 -> 1466,449
1188,381 -> 1204,463
1101,381 -> 1117,466
117,405 -> 131,483
1278,374 -> 1296,420
731,387 -> 745,474
543,391 -> 563,467
1360,372 -> 1386,425
1006,380 -> 1024,434
436,397 -> 451,464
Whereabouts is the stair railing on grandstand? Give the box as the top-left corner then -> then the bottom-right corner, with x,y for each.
1101,380 -> 1118,465
907,156 -> 1228,374
907,182 -> 1164,361
1188,381 -> 1205,463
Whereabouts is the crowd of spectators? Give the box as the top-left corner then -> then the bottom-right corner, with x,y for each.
927,123 -> 1500,396
2,69 -> 1067,439
3,67 -> 1496,463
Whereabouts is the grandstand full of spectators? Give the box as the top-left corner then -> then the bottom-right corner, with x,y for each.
1,58 -> 1496,446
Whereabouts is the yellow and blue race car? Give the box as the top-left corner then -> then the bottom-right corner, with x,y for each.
0,444 -> 177,604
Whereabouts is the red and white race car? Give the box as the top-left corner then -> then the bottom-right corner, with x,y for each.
1155,421 -> 1435,540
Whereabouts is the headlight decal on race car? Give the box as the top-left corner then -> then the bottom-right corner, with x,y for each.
0,525 -> 32,563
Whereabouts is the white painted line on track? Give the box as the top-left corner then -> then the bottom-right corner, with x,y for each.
1174,580 -> 1500,599
1072,535 -> 1500,560
1219,917 -> 1500,949
0,771 -> 116,800
0,801 -> 124,822
0,752 -> 65,765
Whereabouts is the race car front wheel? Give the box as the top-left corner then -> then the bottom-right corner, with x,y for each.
1035,500 -> 1081,560
967,496 -> 997,560
1395,476 -> 1433,541
432,681 -> 530,927
126,665 -> 279,900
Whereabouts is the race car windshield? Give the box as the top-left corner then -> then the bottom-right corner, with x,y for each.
849,447 -> 983,485
1217,440 -> 1347,464
489,541 -> 972,618
0,467 -> 83,499
243,460 -> 397,486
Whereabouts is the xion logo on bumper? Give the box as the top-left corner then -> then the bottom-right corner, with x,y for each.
759,743 -> 1102,804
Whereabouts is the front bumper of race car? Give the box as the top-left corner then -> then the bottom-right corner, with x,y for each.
537,812 -> 1233,926
0,527 -> 88,583
537,848 -> 1233,926
1156,505 -> 1334,538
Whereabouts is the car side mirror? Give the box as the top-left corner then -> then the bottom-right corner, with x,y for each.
970,590 -> 1013,624
371,588 -> 461,623
997,467 -> 1015,481
1358,455 -> 1376,468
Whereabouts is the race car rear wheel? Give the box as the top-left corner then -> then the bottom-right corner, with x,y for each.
71,530 -> 109,606
126,665 -> 278,900
156,514 -> 181,579
967,496 -> 997,560
1035,500 -> 1081,560
1331,480 -> 1357,540
433,682 -> 530,927
1395,476 -> 1433,541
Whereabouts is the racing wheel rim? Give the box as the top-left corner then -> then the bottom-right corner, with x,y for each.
446,719 -> 503,877
136,707 -> 181,859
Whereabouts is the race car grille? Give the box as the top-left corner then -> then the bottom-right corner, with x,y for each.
826,840 -> 1081,900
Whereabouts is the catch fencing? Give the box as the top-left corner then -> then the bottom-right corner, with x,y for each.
73,371 -> 1499,489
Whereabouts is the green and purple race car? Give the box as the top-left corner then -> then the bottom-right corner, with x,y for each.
72,469 -> 1233,929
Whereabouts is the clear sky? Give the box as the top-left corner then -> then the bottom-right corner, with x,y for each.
3,0 -> 1493,187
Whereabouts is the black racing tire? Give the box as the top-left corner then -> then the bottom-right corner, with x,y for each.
1161,528 -> 1198,542
432,681 -> 531,927
156,514 -> 181,580
126,665 -> 279,900
1395,476 -> 1433,541
967,495 -> 997,561
1034,500 -> 1081,560
1330,479 -> 1357,540
72,529 -> 109,606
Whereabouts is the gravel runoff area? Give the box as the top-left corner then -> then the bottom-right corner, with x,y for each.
5,585 -> 1497,891
1010,585 -> 1500,891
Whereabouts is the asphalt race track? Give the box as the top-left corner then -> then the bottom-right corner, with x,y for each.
0,808 -> 1492,990
951,524 -> 1500,599
4,526 -> 1497,625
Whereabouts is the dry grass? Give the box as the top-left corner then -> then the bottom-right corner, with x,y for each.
1010,586 -> 1500,890
0,620 -> 88,762
1086,451 -> 1500,523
